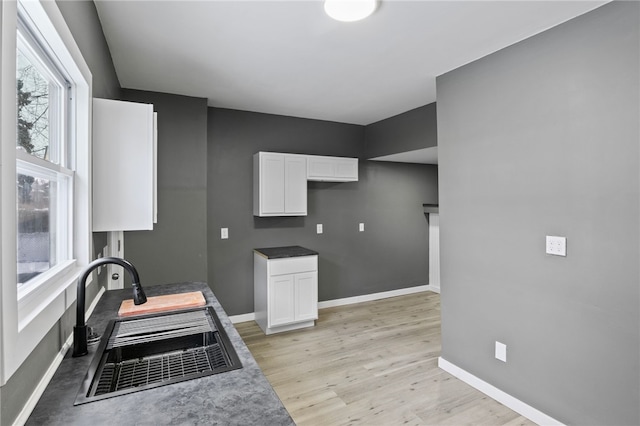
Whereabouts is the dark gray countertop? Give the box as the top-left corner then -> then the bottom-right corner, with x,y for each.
254,245 -> 318,259
27,282 -> 293,426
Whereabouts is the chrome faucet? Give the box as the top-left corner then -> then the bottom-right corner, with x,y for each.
73,256 -> 147,357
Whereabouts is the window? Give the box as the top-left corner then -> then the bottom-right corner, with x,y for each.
0,0 -> 92,385
16,21 -> 74,288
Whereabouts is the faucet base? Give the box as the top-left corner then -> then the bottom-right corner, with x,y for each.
73,325 -> 88,357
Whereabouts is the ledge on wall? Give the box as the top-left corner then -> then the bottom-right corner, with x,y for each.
423,203 -> 439,214
370,146 -> 438,165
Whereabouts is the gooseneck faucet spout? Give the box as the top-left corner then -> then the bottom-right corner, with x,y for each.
73,256 -> 147,357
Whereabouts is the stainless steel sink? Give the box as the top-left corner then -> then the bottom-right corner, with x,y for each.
74,306 -> 242,405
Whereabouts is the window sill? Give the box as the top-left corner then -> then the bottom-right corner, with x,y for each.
17,260 -> 91,331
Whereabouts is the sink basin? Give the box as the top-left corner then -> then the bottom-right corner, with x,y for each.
74,306 -> 242,405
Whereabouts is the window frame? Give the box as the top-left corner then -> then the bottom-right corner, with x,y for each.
15,18 -> 70,166
0,0 -> 92,385
15,16 -> 75,296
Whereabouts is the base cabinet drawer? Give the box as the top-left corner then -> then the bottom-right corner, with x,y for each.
269,256 -> 317,276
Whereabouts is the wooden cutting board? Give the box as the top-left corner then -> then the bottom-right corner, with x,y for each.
118,291 -> 206,317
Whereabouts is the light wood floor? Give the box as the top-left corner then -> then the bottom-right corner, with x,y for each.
235,292 -> 536,426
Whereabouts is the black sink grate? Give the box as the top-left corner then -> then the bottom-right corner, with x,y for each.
75,307 -> 243,405
109,309 -> 215,349
95,343 -> 230,396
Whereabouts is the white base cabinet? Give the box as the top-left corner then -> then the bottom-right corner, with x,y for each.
254,253 -> 318,335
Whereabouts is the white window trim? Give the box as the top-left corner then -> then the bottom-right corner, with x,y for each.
0,0 -> 92,385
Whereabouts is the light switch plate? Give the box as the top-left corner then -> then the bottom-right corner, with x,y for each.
359,223 -> 365,232
546,235 -> 566,256
495,341 -> 507,362
316,224 -> 323,234
221,228 -> 228,239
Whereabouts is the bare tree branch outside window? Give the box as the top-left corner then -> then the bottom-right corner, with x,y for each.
16,49 -> 53,283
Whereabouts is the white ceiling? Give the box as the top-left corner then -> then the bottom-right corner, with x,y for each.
94,0 -> 607,127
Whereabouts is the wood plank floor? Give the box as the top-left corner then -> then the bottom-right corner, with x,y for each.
235,292 -> 536,426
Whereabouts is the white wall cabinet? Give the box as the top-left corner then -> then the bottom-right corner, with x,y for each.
307,155 -> 358,182
253,152 -> 358,217
92,98 -> 156,231
254,253 -> 318,335
253,152 -> 307,216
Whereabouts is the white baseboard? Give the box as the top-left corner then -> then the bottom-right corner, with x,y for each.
229,312 -> 255,324
14,286 -> 106,426
14,334 -> 74,426
318,285 -> 430,309
229,285 -> 431,324
425,284 -> 440,293
438,357 -> 564,426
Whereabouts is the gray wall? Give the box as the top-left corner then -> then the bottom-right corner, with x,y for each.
4,2 -> 437,424
55,0 -> 116,290
56,0 -> 120,290
55,0 -> 119,99
437,2 -> 639,425
121,90 -> 209,287
1,2 -> 121,425
208,108 -> 438,315
54,0 -> 120,290
364,102 -> 437,159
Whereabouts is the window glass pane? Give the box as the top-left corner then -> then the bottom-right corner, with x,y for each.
17,172 -> 57,285
16,48 -> 50,161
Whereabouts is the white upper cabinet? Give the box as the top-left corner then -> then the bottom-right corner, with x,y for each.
254,152 -> 307,216
92,98 -> 156,231
307,155 -> 358,182
253,152 -> 358,217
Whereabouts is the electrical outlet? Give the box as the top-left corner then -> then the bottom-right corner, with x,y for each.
221,228 -> 229,239
317,224 -> 323,234
495,341 -> 507,362
546,235 -> 566,256
359,223 -> 365,232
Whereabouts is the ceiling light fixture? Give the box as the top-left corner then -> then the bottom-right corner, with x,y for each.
324,0 -> 378,22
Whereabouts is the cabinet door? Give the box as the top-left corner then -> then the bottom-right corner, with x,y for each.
307,155 -> 358,182
93,98 -> 155,231
295,272 -> 318,322
307,156 -> 335,179
260,153 -> 285,214
334,158 -> 358,180
269,274 -> 296,327
284,155 -> 307,215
